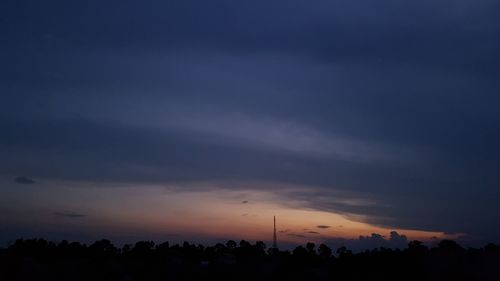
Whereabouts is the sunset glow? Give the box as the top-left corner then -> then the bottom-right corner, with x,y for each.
0,178 -> 453,247
2,0 -> 499,252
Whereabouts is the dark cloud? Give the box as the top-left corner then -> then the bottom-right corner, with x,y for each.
389,231 -> 408,248
307,231 -> 320,235
241,213 -> 258,217
316,225 -> 330,229
3,1 -> 500,73
288,233 -> 306,238
325,231 -> 409,252
241,200 -> 248,204
15,176 -> 35,184
53,212 -> 86,218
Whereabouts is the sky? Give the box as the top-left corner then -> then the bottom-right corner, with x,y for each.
1,0 -> 500,249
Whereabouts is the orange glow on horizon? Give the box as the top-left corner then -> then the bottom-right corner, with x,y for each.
0,180 -> 457,245
84,185 -> 453,244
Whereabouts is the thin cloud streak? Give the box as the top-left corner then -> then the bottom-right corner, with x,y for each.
53,212 -> 86,218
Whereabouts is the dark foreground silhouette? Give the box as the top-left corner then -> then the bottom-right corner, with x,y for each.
1,238 -> 499,281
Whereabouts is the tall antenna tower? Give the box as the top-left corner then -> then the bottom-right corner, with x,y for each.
273,215 -> 278,248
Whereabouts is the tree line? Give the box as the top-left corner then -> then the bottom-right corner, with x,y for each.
1,238 -> 499,280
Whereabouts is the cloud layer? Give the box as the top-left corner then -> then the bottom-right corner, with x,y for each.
1,0 -> 500,243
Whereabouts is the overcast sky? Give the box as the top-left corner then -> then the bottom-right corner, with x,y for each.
1,0 -> 500,247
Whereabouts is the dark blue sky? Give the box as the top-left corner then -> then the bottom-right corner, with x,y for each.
1,0 -> 500,246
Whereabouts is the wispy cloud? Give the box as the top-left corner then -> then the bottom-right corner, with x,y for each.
15,176 -> 35,184
53,212 -> 86,218
288,233 -> 306,238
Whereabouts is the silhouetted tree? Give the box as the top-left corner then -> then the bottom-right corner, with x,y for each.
306,242 -> 316,254
226,240 -> 237,249
318,244 -> 332,258
89,239 -> 118,254
255,241 -> 266,251
336,246 -> 352,258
